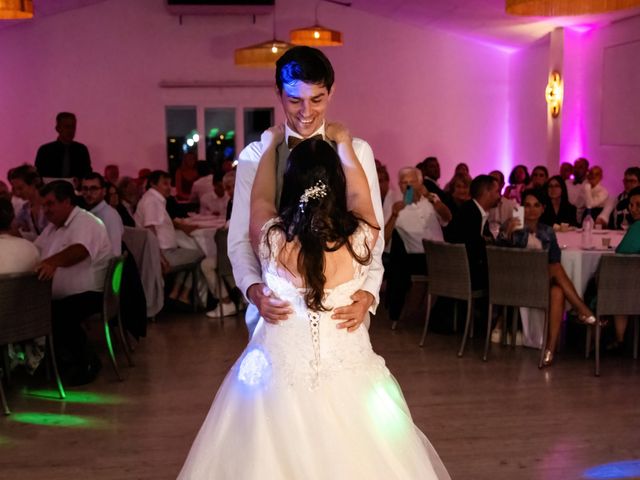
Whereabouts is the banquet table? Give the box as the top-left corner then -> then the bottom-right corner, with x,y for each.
519,229 -> 625,348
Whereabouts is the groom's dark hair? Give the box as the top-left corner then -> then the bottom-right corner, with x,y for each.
275,46 -> 335,94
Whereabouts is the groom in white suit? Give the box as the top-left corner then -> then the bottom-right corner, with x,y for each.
228,46 -> 384,335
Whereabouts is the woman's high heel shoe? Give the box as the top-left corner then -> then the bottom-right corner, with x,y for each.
540,349 -> 554,368
578,313 -> 597,325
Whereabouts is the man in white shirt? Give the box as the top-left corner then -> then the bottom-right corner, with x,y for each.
229,46 -> 384,335
384,167 -> 451,325
488,170 -> 517,226
81,173 -> 124,255
135,170 -> 204,304
583,165 -> 609,222
566,157 -> 589,221
596,167 -> 640,229
199,176 -> 229,216
35,180 -> 113,385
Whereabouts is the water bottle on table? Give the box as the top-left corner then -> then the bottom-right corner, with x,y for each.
582,209 -> 593,249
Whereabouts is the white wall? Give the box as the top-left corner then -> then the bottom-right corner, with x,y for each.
0,0 -> 511,186
561,16 -> 640,195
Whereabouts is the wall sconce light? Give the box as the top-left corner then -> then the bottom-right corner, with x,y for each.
545,71 -> 563,118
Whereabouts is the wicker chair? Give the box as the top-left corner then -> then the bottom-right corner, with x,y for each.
484,246 -> 549,365
586,254 -> 640,376
100,253 -> 133,381
419,240 -> 486,357
0,273 -> 65,415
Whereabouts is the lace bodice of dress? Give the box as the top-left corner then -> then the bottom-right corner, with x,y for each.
253,218 -> 384,388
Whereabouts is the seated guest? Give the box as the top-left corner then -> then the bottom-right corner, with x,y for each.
488,170 -> 517,227
499,189 -> 596,367
105,182 -> 119,208
583,165 -> 609,221
559,162 -> 573,182
199,176 -> 228,216
81,173 -> 124,255
377,164 -> 390,204
135,170 -> 203,304
0,180 -> 10,201
104,164 -> 119,185
0,198 -> 40,273
136,168 -> 151,190
567,157 -> 589,221
444,163 -> 471,191
447,175 -> 501,289
35,181 -> 113,385
34,112 -> 92,184
417,156 -> 447,200
540,175 -> 578,227
445,172 -> 471,214
385,167 -> 451,325
8,165 -> 48,240
175,152 -> 199,201
504,165 -> 530,203
0,198 -> 44,373
608,187 -> 640,351
454,162 -> 470,177
596,167 -> 640,230
189,162 -> 214,204
528,165 -> 549,189
116,176 -> 139,227
201,170 -> 242,318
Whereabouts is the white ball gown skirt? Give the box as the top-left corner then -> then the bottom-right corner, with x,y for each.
177,292 -> 450,479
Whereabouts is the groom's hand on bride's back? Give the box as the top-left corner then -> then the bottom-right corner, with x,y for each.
332,290 -> 374,332
248,283 -> 292,323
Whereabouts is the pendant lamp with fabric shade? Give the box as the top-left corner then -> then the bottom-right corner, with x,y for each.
0,0 -> 33,19
289,0 -> 349,47
234,8 -> 293,68
290,25 -> 342,47
506,0 -> 640,16
235,39 -> 292,68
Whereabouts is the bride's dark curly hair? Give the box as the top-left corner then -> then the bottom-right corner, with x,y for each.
268,138 -> 373,311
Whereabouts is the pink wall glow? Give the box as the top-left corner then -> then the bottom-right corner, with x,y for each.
0,0 -> 511,188
561,15 -> 640,195
508,36 -> 550,177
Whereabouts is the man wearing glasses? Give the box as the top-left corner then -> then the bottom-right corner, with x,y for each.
81,172 -> 124,255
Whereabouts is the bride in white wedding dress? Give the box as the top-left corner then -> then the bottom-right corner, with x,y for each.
177,124 -> 450,479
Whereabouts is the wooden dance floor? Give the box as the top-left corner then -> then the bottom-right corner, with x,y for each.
1,304 -> 639,480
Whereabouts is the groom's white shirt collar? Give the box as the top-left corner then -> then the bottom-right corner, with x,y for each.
285,123 -> 326,147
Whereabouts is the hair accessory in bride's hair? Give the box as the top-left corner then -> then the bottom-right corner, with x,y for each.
298,180 -> 328,213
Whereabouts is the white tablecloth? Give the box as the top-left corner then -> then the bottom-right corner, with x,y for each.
520,229 -> 625,348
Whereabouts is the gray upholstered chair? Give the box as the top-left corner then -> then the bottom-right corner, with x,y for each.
484,246 -> 549,365
586,253 -> 640,376
0,273 -> 65,415
420,240 -> 486,357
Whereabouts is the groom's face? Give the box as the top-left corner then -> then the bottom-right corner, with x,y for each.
279,80 -> 333,138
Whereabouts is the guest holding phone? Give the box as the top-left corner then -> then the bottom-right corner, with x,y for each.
385,167 -> 451,326
498,189 -> 596,367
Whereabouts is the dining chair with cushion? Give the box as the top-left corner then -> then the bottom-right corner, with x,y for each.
586,253 -> 640,376
484,246 -> 549,366
0,274 -> 65,415
420,240 -> 486,357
